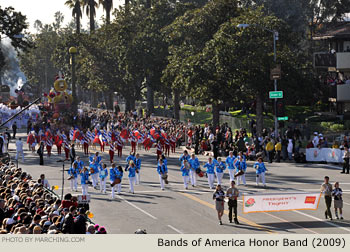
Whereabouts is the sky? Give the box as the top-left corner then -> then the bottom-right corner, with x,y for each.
1,0 -> 124,33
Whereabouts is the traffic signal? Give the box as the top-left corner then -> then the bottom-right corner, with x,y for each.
276,100 -> 285,117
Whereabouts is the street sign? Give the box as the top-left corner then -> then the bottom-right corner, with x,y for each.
269,91 -> 283,99
270,65 -> 281,80
278,116 -> 288,121
77,194 -> 91,204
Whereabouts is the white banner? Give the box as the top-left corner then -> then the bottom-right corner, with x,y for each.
306,148 -> 344,163
243,192 -> 322,214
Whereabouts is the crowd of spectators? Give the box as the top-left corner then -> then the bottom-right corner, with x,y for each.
0,162 -> 106,234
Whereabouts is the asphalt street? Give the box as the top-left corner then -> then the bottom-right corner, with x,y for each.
6,132 -> 350,234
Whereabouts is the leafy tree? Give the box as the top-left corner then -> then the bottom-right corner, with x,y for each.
162,0 -> 240,124
210,7 -> 316,134
99,0 -> 114,24
0,6 -> 31,75
82,0 -> 99,32
65,0 -> 83,34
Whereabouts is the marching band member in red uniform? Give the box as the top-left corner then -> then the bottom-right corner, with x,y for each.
170,134 -> 176,153
109,141 -> 115,163
55,131 -> 63,155
156,141 -> 162,160
116,135 -> 123,157
82,131 -> 90,156
46,137 -> 53,157
164,137 -> 170,157
131,135 -> 137,153
62,133 -> 70,161
27,132 -> 36,153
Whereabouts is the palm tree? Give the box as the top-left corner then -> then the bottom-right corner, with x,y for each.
82,0 -> 99,32
65,0 -> 83,34
99,0 -> 113,24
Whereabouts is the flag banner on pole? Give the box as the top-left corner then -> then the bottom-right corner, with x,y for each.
242,192 -> 322,214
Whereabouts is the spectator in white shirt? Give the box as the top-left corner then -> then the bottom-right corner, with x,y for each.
39,174 -> 50,188
312,132 -> 319,147
15,137 -> 24,162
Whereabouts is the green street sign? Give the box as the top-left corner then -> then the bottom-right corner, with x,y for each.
269,91 -> 283,99
278,116 -> 288,121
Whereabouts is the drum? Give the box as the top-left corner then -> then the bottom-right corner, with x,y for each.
234,170 -> 245,178
111,178 -> 121,187
161,173 -> 168,184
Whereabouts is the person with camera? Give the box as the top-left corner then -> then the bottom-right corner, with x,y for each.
213,184 -> 225,225
226,181 -> 240,224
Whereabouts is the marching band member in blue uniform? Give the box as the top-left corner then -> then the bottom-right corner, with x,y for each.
235,153 -> 247,186
116,166 -> 123,194
135,153 -> 142,185
68,162 -> 79,191
80,166 -> 90,195
179,150 -> 190,163
204,157 -> 216,189
254,157 -> 267,187
215,157 -> 226,185
188,153 -> 200,187
126,152 -> 136,168
157,159 -> 168,190
89,152 -> 102,189
225,151 -> 236,182
180,160 -> 191,189
99,163 -> 108,194
110,163 -> 117,199
73,156 -> 85,172
126,161 -> 137,194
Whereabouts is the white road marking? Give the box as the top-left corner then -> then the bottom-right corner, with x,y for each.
262,211 -> 319,234
116,195 -> 158,220
293,210 -> 350,233
167,225 -> 183,234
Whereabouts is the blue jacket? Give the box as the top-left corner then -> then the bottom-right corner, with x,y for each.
254,162 -> 266,174
68,166 -> 79,178
235,159 -> 247,172
89,155 -> 102,174
188,157 -> 200,170
126,155 -> 136,164
204,162 -> 215,174
215,162 -> 226,173
73,160 -> 84,171
80,171 -> 90,185
157,164 -> 168,175
225,156 -> 236,170
99,167 -> 108,179
135,158 -> 141,170
110,167 -> 117,181
180,163 -> 190,176
179,154 -> 190,163
128,166 -> 136,177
